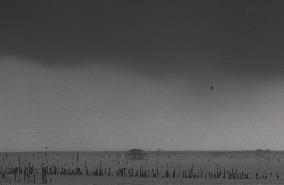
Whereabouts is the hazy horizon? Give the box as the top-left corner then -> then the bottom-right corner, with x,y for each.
0,147 -> 280,153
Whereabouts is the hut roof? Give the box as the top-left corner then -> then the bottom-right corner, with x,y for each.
128,149 -> 145,153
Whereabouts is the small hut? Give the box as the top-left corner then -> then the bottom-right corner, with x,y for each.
125,149 -> 146,160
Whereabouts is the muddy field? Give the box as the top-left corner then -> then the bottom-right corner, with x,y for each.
0,150 -> 282,185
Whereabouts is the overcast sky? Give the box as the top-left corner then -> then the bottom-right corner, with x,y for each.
0,0 -> 284,151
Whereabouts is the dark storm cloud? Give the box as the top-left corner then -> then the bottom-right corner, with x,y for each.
0,0 -> 284,74
1,1 -> 284,151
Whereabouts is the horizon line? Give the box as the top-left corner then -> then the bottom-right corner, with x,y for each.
0,149 -> 280,153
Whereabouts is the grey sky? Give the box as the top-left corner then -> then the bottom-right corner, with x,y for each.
0,0 -> 284,151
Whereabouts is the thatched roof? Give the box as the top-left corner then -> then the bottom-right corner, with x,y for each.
127,149 -> 145,153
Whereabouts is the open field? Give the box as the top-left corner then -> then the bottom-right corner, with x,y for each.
0,150 -> 283,185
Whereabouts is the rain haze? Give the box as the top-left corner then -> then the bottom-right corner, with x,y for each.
0,0 -> 284,152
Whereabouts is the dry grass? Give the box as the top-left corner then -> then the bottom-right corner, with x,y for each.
0,151 -> 282,185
